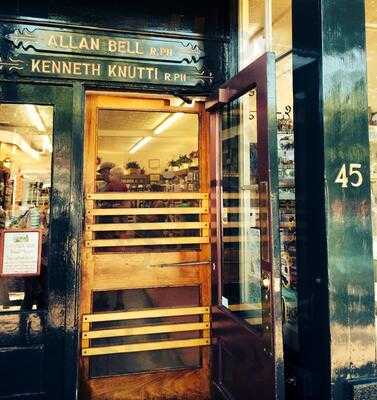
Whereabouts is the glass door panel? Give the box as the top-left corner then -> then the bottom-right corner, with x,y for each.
208,52 -> 284,400
220,89 -> 264,331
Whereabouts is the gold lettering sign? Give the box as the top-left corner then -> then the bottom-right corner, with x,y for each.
6,25 -> 205,63
6,55 -> 205,86
2,24 -> 216,87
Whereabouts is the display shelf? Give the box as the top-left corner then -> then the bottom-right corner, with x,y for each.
277,117 -> 297,290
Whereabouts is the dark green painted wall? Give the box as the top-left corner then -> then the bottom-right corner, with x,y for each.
293,0 -> 376,399
0,2 -> 233,399
0,81 -> 76,400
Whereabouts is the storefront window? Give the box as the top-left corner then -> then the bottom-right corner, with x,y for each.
220,89 -> 263,329
366,0 -> 377,344
96,108 -> 199,193
90,100 -> 203,253
0,104 -> 53,312
239,0 -> 298,384
238,0 -> 292,68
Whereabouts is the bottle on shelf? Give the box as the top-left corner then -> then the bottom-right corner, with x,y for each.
29,206 -> 40,228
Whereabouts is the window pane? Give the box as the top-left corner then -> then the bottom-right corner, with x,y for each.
91,106 -> 204,253
238,0 -> 292,69
96,109 -> 199,193
221,89 -> 263,331
0,104 -> 53,313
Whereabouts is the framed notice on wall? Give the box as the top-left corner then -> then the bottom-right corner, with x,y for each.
0,229 -> 42,277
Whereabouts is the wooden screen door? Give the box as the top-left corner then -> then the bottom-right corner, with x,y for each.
80,93 -> 211,400
207,52 -> 285,400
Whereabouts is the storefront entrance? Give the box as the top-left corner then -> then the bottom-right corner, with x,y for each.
79,53 -> 284,400
80,94 -> 212,399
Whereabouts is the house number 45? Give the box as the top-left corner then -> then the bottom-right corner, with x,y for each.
335,163 -> 363,188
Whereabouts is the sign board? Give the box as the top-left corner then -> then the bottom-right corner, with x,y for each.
0,229 -> 42,277
5,25 -> 205,62
0,23 -> 217,87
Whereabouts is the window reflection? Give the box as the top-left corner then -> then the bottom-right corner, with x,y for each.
0,104 -> 52,312
238,0 -> 292,68
221,90 -> 263,330
366,0 -> 377,343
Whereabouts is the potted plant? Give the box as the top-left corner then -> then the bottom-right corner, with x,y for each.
126,161 -> 141,175
189,151 -> 199,167
178,154 -> 192,170
168,159 -> 180,172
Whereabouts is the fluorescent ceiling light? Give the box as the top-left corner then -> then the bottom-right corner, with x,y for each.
127,100 -> 194,153
129,136 -> 152,154
154,112 -> 184,135
0,130 -> 40,159
154,100 -> 194,136
25,105 -> 45,131
42,135 -> 52,153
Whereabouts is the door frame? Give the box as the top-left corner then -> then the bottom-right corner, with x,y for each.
79,92 -> 213,400
206,52 -> 285,400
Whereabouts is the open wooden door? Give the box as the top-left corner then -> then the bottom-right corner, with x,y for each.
80,94 -> 211,400
207,53 -> 284,400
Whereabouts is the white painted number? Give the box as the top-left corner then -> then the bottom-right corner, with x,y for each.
335,164 -> 348,188
335,163 -> 363,188
349,163 -> 363,187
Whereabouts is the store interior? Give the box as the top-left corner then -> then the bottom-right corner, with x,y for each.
96,106 -> 199,193
0,103 -> 52,227
0,103 -> 52,312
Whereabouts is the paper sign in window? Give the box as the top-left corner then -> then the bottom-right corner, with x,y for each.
0,230 -> 42,277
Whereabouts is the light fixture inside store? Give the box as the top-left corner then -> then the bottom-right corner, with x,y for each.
154,112 -> 184,135
128,136 -> 152,154
25,105 -> 45,131
0,130 -> 40,159
42,135 -> 53,153
154,100 -> 194,136
128,99 -> 194,153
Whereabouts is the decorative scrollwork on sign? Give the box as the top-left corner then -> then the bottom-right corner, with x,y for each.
193,67 -> 214,86
180,42 -> 205,63
5,28 -> 38,49
0,57 -> 25,73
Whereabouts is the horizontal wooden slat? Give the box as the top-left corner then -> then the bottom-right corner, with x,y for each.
83,306 -> 210,323
223,207 -> 241,213
88,207 -> 207,216
86,236 -> 209,247
82,338 -> 211,356
245,317 -> 263,325
82,322 -> 210,339
87,222 -> 208,232
223,236 -> 240,243
87,192 -> 208,201
228,303 -> 262,312
222,222 -> 241,228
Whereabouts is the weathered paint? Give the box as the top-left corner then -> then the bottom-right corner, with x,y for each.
293,0 -> 376,399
